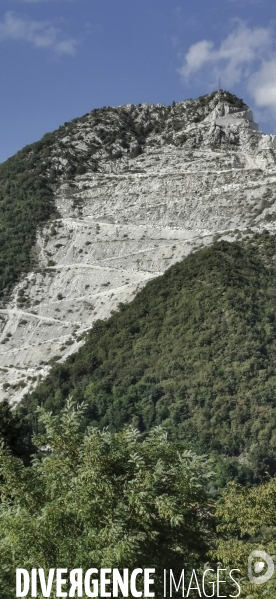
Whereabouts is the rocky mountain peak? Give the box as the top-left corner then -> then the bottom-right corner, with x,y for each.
1,91 -> 276,403
43,89 -> 275,180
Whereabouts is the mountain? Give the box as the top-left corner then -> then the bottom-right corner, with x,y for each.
1,90 -> 276,408
19,231 -> 276,482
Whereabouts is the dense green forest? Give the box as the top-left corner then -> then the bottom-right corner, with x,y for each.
18,231 -> 276,483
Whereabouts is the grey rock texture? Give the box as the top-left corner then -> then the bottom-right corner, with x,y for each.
1,90 -> 276,403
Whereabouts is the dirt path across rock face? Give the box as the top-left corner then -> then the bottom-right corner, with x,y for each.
48,263 -> 160,275
0,308 -> 70,324
1,98 -> 276,404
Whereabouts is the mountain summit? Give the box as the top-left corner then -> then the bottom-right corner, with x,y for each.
0,90 -> 276,403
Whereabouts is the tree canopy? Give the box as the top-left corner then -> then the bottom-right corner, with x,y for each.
214,478 -> 276,598
0,400 -> 213,598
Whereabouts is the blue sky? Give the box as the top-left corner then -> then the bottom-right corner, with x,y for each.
0,0 -> 275,163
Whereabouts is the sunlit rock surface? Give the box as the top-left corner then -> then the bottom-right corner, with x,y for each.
1,91 -> 276,403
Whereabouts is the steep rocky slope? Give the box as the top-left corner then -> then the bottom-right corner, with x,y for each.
1,90 -> 276,403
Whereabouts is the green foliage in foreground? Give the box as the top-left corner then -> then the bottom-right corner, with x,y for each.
20,232 -> 276,481
214,479 -> 276,598
1,401 -> 275,599
0,401 -> 212,599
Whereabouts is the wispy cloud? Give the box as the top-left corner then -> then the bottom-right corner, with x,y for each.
180,22 -> 272,86
0,11 -> 77,54
179,22 -> 276,116
249,60 -> 276,111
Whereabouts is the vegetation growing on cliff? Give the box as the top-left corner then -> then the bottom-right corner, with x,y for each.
0,137 -> 57,297
0,90 -> 247,299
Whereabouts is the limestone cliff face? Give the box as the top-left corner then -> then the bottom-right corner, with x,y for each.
1,90 -> 276,403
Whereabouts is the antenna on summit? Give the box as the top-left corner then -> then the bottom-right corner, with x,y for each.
218,77 -> 222,91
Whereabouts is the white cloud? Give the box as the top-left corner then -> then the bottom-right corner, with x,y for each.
179,22 -> 276,121
0,11 -> 77,54
249,59 -> 276,111
180,22 -> 272,87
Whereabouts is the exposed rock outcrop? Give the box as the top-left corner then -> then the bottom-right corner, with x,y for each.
1,90 -> 276,403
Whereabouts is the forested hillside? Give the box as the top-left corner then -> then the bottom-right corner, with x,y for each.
0,137 -> 57,298
18,231 -> 276,482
